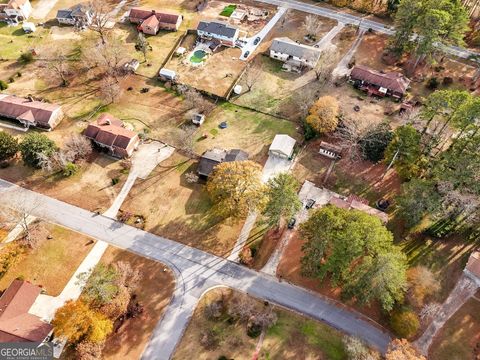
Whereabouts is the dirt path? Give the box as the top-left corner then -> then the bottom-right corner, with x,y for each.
332,29 -> 365,78
414,274 -> 478,355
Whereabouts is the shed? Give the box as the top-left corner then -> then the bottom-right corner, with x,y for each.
176,47 -> 186,56
318,141 -> 342,159
192,113 -> 205,125
159,68 -> 176,81
269,134 -> 296,159
124,59 -> 140,72
22,21 -> 35,33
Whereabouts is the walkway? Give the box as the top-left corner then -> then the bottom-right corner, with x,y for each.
315,22 -> 345,51
228,154 -> 294,262
241,7 -> 288,59
0,179 -> 392,359
254,0 -> 478,59
332,28 -> 365,78
3,215 -> 36,243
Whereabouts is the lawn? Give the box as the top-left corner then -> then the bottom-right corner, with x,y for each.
220,4 -> 237,17
173,288 -> 352,360
0,221 -> 96,296
429,298 -> 480,360
97,246 -> 175,360
0,23 -> 49,60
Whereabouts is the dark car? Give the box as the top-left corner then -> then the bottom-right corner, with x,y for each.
243,51 -> 250,59
305,199 -> 316,209
253,37 -> 261,45
287,218 -> 296,229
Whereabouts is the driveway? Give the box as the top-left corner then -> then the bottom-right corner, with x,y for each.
0,180 -> 391,359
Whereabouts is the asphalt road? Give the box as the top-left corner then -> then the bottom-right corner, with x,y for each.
255,0 -> 479,60
0,180 -> 392,359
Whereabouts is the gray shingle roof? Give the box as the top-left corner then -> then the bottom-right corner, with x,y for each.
270,37 -> 321,63
197,21 -> 238,39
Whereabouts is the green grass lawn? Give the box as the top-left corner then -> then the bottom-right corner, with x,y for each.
220,4 -> 237,17
0,23 -> 49,60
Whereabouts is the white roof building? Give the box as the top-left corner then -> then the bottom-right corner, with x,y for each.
269,134 -> 296,159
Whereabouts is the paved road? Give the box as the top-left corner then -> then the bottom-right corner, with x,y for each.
255,0 -> 479,60
0,180 -> 391,359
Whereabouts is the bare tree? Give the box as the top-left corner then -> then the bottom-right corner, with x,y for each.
136,33 -> 151,63
303,14 -> 322,38
292,86 -> 317,120
39,45 -> 73,87
180,87 -> 214,114
38,151 -> 69,174
63,134 -> 92,162
227,295 -> 256,322
176,124 -> 198,157
8,190 -> 42,247
114,261 -> 141,293
333,116 -> 375,161
313,48 -> 337,84
88,1 -> 113,45
243,63 -> 260,92
99,76 -> 122,105
82,36 -> 128,81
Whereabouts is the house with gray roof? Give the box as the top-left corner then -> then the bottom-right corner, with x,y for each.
196,21 -> 239,47
56,3 -> 93,27
197,148 -> 248,177
270,37 -> 322,72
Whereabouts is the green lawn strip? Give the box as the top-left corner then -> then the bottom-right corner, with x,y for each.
220,5 -> 237,17
301,320 -> 348,360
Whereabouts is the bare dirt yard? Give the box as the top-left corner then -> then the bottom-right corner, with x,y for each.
0,221 -> 96,296
173,287 -> 362,360
99,246 -> 175,360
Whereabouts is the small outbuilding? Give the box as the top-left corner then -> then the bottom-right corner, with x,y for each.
192,113 -> 205,126
318,141 -> 342,159
159,68 -> 177,81
123,59 -> 140,73
197,148 -> 248,177
22,21 -> 36,33
269,134 -> 296,159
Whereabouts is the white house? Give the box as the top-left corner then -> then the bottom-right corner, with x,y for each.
0,0 -> 32,24
197,21 -> 239,47
270,37 -> 322,72
56,3 -> 93,27
269,134 -> 296,159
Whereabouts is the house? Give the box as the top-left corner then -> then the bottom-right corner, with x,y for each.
197,148 -> 248,177
56,3 -> 93,27
270,37 -> 321,72
269,134 -> 296,159
318,141 -> 342,159
0,279 -> 53,342
197,21 -> 239,47
0,0 -> 32,24
129,8 -> 182,34
84,113 -> 140,158
329,194 -> 389,223
464,251 -> 480,286
349,65 -> 411,99
0,94 -> 63,130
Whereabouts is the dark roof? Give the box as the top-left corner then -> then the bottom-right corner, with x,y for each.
319,141 -> 342,154
350,65 -> 411,95
56,3 -> 90,19
0,279 -> 52,342
197,148 -> 248,176
197,21 -> 238,39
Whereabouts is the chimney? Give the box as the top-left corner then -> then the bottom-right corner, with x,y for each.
27,96 -> 34,102
151,10 -> 155,14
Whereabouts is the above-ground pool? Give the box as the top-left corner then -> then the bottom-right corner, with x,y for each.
190,50 -> 207,63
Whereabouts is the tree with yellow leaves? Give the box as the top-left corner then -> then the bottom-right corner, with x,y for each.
52,300 -> 113,343
206,160 -> 268,219
385,339 -> 426,360
306,96 -> 339,134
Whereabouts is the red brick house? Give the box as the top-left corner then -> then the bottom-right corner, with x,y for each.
84,113 -> 140,158
0,279 -> 53,342
129,8 -> 182,34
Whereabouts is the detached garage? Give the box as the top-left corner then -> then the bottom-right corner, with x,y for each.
269,134 -> 296,159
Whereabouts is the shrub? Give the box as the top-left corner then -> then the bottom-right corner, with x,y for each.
427,77 -> 439,90
17,72 -> 22,77
199,329 -> 218,350
443,77 -> 453,86
19,52 -> 34,64
303,120 -> 317,141
390,308 -> 420,339
204,299 -> 224,320
20,133 -> 57,168
8,77 -> 14,83
246,322 -> 262,338
239,247 -> 254,267
111,177 -> 119,185
0,243 -> 24,280
0,132 -> 19,162
62,162 -> 78,177
0,80 -> 8,91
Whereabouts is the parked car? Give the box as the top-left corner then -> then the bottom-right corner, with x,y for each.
243,51 -> 250,59
287,218 -> 296,229
253,37 -> 261,45
305,199 -> 316,209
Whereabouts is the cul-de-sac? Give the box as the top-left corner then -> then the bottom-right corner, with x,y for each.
0,0 -> 479,359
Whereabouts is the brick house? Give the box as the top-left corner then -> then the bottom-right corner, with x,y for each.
129,8 -> 183,34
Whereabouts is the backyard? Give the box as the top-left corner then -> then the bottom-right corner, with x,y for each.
173,288 -> 354,360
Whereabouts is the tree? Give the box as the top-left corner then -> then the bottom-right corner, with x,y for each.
179,86 -> 214,114
98,285 -> 130,319
390,308 -> 420,338
306,96 -> 339,134
359,124 -> 393,162
397,179 -> 442,227
75,340 -> 105,360
78,264 -> 119,307
88,2 -> 113,45
262,173 -> 301,228
384,125 -> 422,180
303,14 -> 322,38
64,134 -> 92,162
206,161 -> 268,219
20,133 -> 56,168
52,300 -> 113,343
300,206 -> 407,311
82,35 -> 128,81
0,132 -> 19,162
136,32 -> 150,63
113,261 -> 141,293
39,44 -> 73,87
99,76 -> 122,105
386,339 -> 426,360
243,62 -> 260,92
407,266 -> 440,308
0,80 -> 8,91
227,295 -> 256,322
313,48 -> 337,84
343,336 -> 380,360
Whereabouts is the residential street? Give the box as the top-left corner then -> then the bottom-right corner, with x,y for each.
0,179 -> 391,359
